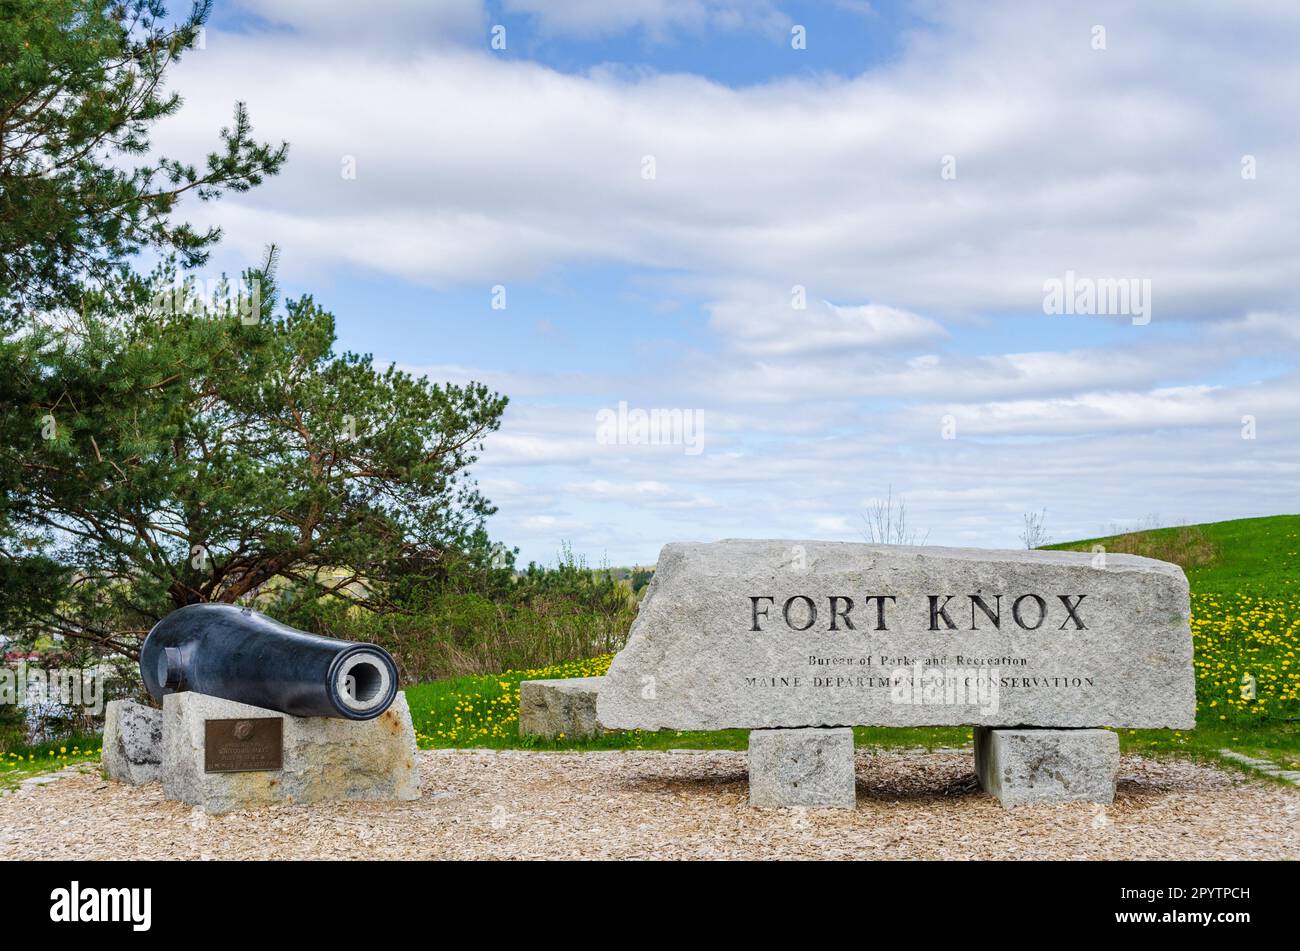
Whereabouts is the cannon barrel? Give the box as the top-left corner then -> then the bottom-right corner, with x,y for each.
139,603 -> 399,720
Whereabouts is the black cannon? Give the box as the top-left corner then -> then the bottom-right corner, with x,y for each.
139,603 -> 399,720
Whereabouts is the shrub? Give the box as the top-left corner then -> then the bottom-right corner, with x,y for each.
269,545 -> 639,683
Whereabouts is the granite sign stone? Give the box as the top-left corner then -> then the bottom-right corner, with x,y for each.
598,540 -> 1196,808
599,540 -> 1195,731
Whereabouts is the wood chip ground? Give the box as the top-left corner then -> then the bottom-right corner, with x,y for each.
2,749 -> 1295,860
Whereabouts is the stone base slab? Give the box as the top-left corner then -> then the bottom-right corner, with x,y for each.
519,676 -> 604,739
101,699 -> 164,785
161,691 -> 420,813
748,727 -> 856,808
975,726 -> 1119,808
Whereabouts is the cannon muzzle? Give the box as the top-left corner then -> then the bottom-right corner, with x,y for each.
140,603 -> 399,720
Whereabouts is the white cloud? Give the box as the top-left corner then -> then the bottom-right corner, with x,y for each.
501,0 -> 789,40
568,479 -> 718,509
141,0 -> 1300,562
710,297 -> 945,356
813,515 -> 852,533
165,2 -> 1300,319
688,336 -> 1233,407
929,377 -> 1300,437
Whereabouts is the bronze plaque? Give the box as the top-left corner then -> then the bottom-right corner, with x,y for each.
204,717 -> 283,773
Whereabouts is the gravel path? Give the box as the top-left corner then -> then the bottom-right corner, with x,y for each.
2,748 -> 1296,860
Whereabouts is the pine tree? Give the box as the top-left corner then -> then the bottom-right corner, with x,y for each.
3,251 -> 506,655
0,1 -> 288,320
1,1 -> 287,637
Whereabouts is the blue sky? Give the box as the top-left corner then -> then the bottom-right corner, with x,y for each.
211,1 -> 924,82
156,0 -> 1300,565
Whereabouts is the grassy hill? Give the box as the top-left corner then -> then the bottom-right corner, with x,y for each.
1048,514 -> 1299,599
1045,515 -> 1299,768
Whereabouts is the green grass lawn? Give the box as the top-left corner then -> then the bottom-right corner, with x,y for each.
0,734 -> 102,791
1050,514 -> 1300,770
1048,513 -> 1300,599
407,514 -> 1300,775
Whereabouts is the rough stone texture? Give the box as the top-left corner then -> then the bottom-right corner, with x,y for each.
748,727 -> 856,808
598,540 -> 1195,731
975,727 -> 1120,807
519,676 -> 604,738
101,699 -> 163,785
161,691 -> 419,813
